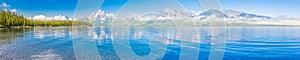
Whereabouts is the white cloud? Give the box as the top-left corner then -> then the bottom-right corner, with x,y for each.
0,2 -> 17,13
33,15 -> 47,20
10,9 -> 16,12
30,15 -> 72,21
52,15 -> 71,20
1,2 -> 9,7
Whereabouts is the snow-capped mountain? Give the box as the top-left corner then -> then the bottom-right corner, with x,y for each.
134,9 -> 271,21
87,10 -> 115,24
133,9 -> 192,22
76,9 -> 272,25
160,9 -> 190,17
28,9 -> 271,23
192,9 -> 271,20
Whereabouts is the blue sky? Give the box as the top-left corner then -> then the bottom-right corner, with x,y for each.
1,0 -> 299,17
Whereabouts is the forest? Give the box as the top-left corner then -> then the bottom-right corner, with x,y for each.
0,10 -> 91,28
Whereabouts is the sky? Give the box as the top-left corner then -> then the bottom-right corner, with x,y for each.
0,0 -> 299,18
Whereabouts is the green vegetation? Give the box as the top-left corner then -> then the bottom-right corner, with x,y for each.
0,11 -> 91,28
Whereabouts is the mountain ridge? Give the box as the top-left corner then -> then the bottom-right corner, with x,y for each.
65,9 -> 273,24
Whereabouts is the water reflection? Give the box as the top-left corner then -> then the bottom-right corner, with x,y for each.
0,28 -> 30,46
0,27 -> 75,60
31,49 -> 62,60
0,26 -> 300,60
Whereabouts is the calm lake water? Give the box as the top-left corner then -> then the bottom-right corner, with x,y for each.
0,26 -> 300,60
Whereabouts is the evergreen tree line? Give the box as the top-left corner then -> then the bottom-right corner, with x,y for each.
0,11 -> 91,28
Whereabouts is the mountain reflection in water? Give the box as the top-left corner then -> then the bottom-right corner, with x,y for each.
0,26 -> 300,60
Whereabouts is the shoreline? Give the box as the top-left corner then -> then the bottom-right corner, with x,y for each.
2,25 -> 300,29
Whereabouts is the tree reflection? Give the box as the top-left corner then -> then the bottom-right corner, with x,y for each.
0,28 -> 31,45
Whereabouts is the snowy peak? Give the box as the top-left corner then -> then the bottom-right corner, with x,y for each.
193,9 -> 271,20
133,9 -> 271,21
160,8 -> 190,17
77,10 -> 115,24
238,13 -> 271,19
198,9 -> 230,18
89,10 -> 114,19
29,9 -> 272,23
222,9 -> 243,16
82,10 -> 115,24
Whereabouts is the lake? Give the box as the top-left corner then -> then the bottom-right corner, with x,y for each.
0,26 -> 300,60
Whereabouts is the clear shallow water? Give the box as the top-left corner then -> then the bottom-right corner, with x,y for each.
0,26 -> 300,60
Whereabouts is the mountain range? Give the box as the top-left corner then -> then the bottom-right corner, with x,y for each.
89,9 -> 271,22
166,9 -> 271,20
30,9 -> 271,23
87,10 -> 115,23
